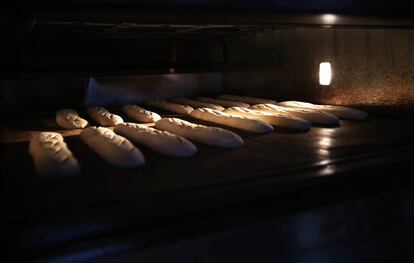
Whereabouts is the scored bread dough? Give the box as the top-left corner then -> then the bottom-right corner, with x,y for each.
122,104 -> 161,123
29,132 -> 81,176
171,97 -> 225,111
190,108 -> 273,133
251,104 -> 339,126
155,118 -> 243,149
218,94 -> 277,105
224,107 -> 310,131
80,127 -> 145,167
114,122 -> 197,157
195,97 -> 250,108
278,101 -> 368,120
146,99 -> 193,115
56,108 -> 88,129
86,106 -> 124,126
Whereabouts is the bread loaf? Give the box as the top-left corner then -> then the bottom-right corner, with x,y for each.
190,108 -> 273,133
218,94 -> 277,105
251,104 -> 339,126
86,106 -> 123,126
224,107 -> 310,130
171,97 -> 225,111
29,132 -> 80,176
146,99 -> 193,115
278,101 -> 368,120
56,109 -> 88,129
114,122 -> 197,157
122,104 -> 161,123
195,97 -> 250,108
155,118 -> 243,149
80,127 -> 145,167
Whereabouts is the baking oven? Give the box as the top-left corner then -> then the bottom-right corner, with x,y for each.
1,1 -> 414,262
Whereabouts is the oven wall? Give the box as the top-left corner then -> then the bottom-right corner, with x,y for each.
224,28 -> 414,118
0,37 -> 224,113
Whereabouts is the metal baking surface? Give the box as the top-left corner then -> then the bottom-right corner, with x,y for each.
2,110 -> 414,260
2,111 -> 414,213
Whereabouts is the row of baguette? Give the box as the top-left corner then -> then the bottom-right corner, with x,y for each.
56,94 -> 368,131
30,95 -> 368,177
29,119 -> 244,177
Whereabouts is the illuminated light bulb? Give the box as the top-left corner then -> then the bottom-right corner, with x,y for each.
319,62 -> 332,86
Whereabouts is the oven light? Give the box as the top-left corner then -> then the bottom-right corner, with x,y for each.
319,62 -> 332,85
322,14 -> 337,24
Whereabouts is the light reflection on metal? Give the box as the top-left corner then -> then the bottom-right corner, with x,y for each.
316,128 -> 336,157
319,164 -> 336,176
315,160 -> 336,176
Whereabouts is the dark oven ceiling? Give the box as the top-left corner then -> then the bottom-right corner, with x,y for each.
2,1 -> 414,39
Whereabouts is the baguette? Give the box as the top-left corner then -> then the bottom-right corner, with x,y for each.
224,107 -> 310,130
86,106 -> 123,126
29,132 -> 80,176
171,97 -> 225,111
278,101 -> 368,120
122,104 -> 161,123
80,127 -> 145,167
190,108 -> 273,133
155,118 -> 243,149
146,99 -> 193,115
114,122 -> 197,157
56,109 -> 88,129
251,104 -> 339,126
195,97 -> 250,108
218,94 -> 277,105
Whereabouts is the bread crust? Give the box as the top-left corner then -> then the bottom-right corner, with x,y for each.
171,98 -> 225,111
80,127 -> 145,167
155,118 -> 243,149
56,109 -> 88,129
218,94 -> 277,105
190,108 -> 273,133
146,99 -> 193,115
251,104 -> 339,126
224,107 -> 310,130
114,122 -> 197,157
195,97 -> 250,108
87,106 -> 123,126
122,104 -> 161,123
29,132 -> 81,176
278,101 -> 368,120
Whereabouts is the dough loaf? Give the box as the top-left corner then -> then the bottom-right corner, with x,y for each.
218,94 -> 277,105
171,97 -> 225,111
155,118 -> 243,149
190,108 -> 273,133
56,108 -> 88,129
278,101 -> 368,120
114,122 -> 197,157
122,104 -> 161,123
146,99 -> 193,115
29,132 -> 80,176
87,106 -> 123,126
251,104 -> 339,126
195,97 -> 250,108
224,107 -> 310,130
80,127 -> 145,167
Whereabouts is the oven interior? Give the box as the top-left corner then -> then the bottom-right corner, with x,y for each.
1,4 -> 414,262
